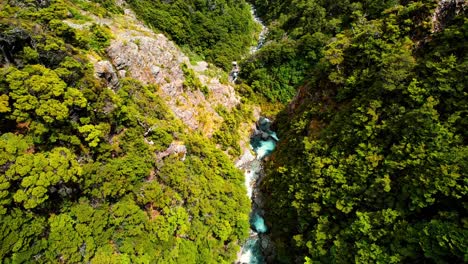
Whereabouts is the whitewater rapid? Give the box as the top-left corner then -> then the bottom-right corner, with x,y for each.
237,118 -> 278,264
237,6 -> 273,263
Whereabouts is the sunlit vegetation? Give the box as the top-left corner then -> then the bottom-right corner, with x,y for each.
213,104 -> 254,157
126,0 -> 260,69
1,0 -> 466,262
181,63 -> 210,96
253,0 -> 468,263
0,0 -> 250,262
240,0 -> 418,103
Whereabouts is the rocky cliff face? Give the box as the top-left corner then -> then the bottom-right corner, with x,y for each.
66,7 -> 240,136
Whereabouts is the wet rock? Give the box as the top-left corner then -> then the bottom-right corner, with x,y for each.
235,147 -> 256,168
257,117 -> 271,131
253,192 -> 265,208
259,233 -> 277,262
260,131 -> 270,140
229,61 -> 240,82
261,236 -> 269,250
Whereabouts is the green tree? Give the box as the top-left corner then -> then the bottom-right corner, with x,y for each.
7,147 -> 82,209
259,2 -> 468,262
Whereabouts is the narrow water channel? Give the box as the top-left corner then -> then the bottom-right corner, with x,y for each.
235,6 -> 274,264
250,7 -> 268,54
237,118 -> 278,264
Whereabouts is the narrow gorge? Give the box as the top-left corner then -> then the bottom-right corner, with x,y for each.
234,9 -> 280,263
0,0 -> 466,263
236,117 -> 278,264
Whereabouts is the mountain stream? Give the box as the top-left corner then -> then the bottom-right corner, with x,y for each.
236,117 -> 278,264
235,7 -> 275,264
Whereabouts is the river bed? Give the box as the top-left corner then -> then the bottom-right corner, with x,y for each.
235,6 -> 274,263
236,117 -> 277,264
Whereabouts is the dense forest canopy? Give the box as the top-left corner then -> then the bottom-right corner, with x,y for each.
0,0 -> 466,263
0,0 -> 252,262
239,0 -> 460,103
251,0 -> 468,263
126,0 -> 260,69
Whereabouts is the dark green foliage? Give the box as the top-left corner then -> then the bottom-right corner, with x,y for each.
240,0 -> 408,103
260,2 -> 468,263
126,0 -> 259,69
240,39 -> 312,102
213,105 -> 253,157
70,0 -> 123,16
0,1 -> 250,262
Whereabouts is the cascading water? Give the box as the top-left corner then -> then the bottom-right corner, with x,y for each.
236,117 -> 278,264
250,7 -> 268,54
235,7 -> 274,264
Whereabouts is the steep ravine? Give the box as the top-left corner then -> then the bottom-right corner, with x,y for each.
69,3 -> 276,262
235,8 -> 276,264
236,118 -> 278,264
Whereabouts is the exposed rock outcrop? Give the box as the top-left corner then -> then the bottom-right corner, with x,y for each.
66,7 -> 240,136
94,60 -> 119,90
156,141 -> 187,162
0,28 -> 33,65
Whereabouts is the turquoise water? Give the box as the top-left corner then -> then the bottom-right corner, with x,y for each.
238,118 -> 278,264
254,139 -> 276,159
250,118 -> 278,159
251,212 -> 267,233
238,237 -> 264,264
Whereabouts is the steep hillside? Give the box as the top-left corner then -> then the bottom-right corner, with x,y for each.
1,0 -> 466,263
255,0 -> 467,263
0,0 -> 255,262
64,6 -> 242,137
126,0 -> 260,69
